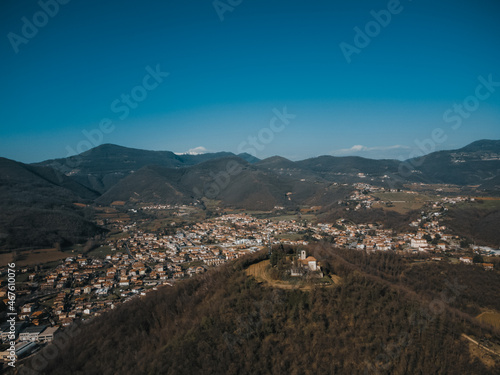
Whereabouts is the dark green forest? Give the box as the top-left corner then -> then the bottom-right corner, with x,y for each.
23,245 -> 500,375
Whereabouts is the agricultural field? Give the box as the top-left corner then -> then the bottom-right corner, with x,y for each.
454,197 -> 500,210
230,209 -> 317,223
95,206 -> 130,222
0,252 -> 13,267
0,248 -> 70,267
372,191 -> 435,214
87,246 -> 116,259
267,213 -> 316,222
274,233 -> 305,241
404,183 -> 464,194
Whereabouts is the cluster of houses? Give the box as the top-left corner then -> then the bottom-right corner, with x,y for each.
309,219 -> 457,253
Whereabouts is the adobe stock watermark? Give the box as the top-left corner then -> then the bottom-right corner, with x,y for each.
443,74 -> 500,130
18,323 -> 81,375
7,0 -> 71,54
64,64 -> 169,168
192,106 -> 296,199
395,73 -> 500,179
237,107 -> 296,157
213,0 -> 242,21
339,0 -> 407,64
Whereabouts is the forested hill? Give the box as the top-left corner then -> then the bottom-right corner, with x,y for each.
0,157 -> 103,249
26,245 -> 500,375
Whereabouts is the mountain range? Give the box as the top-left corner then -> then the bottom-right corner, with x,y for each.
1,139 -> 499,249
34,139 -> 500,202
34,144 -> 259,194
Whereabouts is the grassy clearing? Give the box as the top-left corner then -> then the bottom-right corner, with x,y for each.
107,232 -> 130,241
246,260 -> 337,291
17,248 -> 69,267
454,198 -> 500,210
88,246 -> 115,259
372,191 -> 434,214
476,311 -> 500,329
373,191 -> 434,202
372,201 -> 425,214
140,218 -> 178,232
267,213 -> 316,222
241,210 -> 273,216
330,274 -> 342,284
0,252 -> 13,267
246,260 -> 308,290
0,248 -> 69,267
274,233 -> 304,241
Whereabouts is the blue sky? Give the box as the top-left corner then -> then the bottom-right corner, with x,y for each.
1,0 -> 499,163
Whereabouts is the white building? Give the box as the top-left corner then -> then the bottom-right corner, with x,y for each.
410,238 -> 428,251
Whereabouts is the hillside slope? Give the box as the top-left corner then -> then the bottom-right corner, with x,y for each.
96,157 -> 351,209
29,247 -> 500,375
409,139 -> 500,186
0,157 -> 102,249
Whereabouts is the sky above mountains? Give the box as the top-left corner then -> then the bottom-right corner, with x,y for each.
1,0 -> 499,163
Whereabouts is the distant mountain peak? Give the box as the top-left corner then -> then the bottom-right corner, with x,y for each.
237,153 -> 261,164
457,139 -> 500,153
81,143 -> 134,153
264,156 -> 292,162
80,143 -> 176,157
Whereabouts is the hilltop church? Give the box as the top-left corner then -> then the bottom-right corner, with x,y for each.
290,250 -> 322,277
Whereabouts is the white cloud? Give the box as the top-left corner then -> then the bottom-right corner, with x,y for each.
331,144 -> 411,160
175,146 -> 208,155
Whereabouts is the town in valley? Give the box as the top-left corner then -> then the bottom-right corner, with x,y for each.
1,181 -> 499,365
